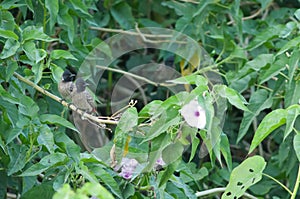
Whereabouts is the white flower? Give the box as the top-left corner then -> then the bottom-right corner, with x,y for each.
180,98 -> 206,129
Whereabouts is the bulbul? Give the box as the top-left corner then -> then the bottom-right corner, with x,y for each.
58,70 -> 75,100
71,77 -> 96,113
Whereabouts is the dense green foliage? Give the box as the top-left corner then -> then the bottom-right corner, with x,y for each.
0,0 -> 300,198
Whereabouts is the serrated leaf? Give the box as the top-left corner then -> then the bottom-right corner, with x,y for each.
237,89 -> 272,143
222,156 -> 266,199
249,109 -> 287,154
215,85 -> 249,112
40,114 -> 79,133
294,134 -> 300,161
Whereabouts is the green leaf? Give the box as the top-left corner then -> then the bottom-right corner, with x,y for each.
57,4 -> 75,42
247,25 -> 281,50
52,184 -> 75,199
237,89 -> 272,143
285,79 -> 300,107
69,0 -> 92,17
159,158 -> 180,187
20,153 -> 68,176
77,182 -> 114,199
167,74 -> 208,86
258,56 -> 287,84
170,176 -> 197,199
19,95 -> 39,118
31,63 -> 44,83
40,114 -> 79,133
92,167 -> 123,199
5,60 -> 18,82
45,0 -> 58,31
189,133 -> 200,162
6,128 -> 22,145
22,26 -> 57,42
110,2 -> 135,29
75,161 -> 98,183
0,38 -> 20,59
23,41 -> 47,63
215,85 -> 249,112
0,29 -> 19,40
222,156 -> 266,199
277,36 -> 300,56
162,141 -> 184,165
220,133 -> 232,170
115,107 -> 138,134
294,134 -> 300,162
37,125 -> 55,153
7,145 -> 27,175
144,116 -> 180,142
249,109 -> 287,154
21,183 -> 55,199
50,50 -> 78,60
284,104 -> 300,140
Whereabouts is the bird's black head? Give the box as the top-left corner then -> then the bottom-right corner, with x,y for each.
62,70 -> 75,82
75,78 -> 88,92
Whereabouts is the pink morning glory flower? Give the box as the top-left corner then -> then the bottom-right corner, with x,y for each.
180,98 -> 206,129
119,158 -> 139,180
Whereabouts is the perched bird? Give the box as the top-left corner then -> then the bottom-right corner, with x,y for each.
71,77 -> 96,113
71,77 -> 109,151
58,70 -> 75,100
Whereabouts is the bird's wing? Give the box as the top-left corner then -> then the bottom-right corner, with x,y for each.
85,90 -> 96,109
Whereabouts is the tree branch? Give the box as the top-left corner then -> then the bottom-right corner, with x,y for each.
13,72 -> 118,125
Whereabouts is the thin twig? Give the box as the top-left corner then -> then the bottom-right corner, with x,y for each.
134,23 -> 187,44
262,173 -> 292,195
90,26 -> 172,38
95,65 -> 177,87
13,72 -> 118,125
195,187 -> 257,199
291,164 -> 300,199
177,0 -> 199,4
227,9 -> 262,25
